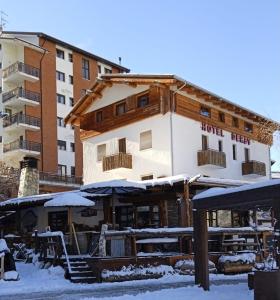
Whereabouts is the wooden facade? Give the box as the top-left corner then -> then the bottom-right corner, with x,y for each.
242,160 -> 266,176
197,149 -> 226,168
103,153 -> 132,171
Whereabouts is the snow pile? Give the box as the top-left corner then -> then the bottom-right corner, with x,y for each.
102,264 -> 175,282
218,253 -> 256,264
82,179 -> 146,191
44,192 -> 95,207
136,238 -> 178,244
3,271 -> 19,281
0,239 -> 9,253
175,259 -> 216,275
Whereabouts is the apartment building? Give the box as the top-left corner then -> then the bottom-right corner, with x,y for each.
0,31 -> 129,193
65,74 -> 275,184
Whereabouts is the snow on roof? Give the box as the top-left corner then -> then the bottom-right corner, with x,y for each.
81,179 -> 146,191
139,174 -> 189,187
0,239 -> 9,252
44,192 -> 95,207
193,179 -> 280,200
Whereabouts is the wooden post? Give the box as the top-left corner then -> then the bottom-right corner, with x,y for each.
112,193 -> 117,229
181,183 -> 191,227
131,236 -> 137,257
273,204 -> 280,267
68,207 -> 72,246
194,209 -> 209,290
34,230 -> 39,254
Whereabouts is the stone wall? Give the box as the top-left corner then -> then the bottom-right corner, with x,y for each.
18,167 -> 39,197
0,162 -> 20,200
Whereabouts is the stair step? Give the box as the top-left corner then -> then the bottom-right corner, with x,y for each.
69,266 -> 91,271
70,271 -> 94,277
70,276 -> 96,284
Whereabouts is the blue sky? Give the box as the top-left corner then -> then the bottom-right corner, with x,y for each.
2,0 -> 280,169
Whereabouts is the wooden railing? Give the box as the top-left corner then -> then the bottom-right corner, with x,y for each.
39,172 -> 83,185
103,153 -> 133,171
3,140 -> 41,153
3,113 -> 41,128
3,61 -> 40,79
242,160 -> 266,176
2,87 -> 41,103
197,149 -> 226,168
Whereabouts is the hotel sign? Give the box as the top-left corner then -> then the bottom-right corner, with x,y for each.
201,122 -> 250,145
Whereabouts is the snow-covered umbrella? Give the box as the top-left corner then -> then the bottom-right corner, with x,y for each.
44,192 -> 95,249
81,179 -> 146,228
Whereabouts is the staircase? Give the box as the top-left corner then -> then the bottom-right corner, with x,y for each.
64,258 -> 97,283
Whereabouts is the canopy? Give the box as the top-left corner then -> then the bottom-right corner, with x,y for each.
44,192 -> 95,207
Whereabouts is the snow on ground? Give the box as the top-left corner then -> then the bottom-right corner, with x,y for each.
81,283 -> 253,300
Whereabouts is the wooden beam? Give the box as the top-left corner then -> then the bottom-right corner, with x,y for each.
128,82 -> 137,88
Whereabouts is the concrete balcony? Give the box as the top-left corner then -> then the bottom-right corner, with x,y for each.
242,160 -> 266,177
39,172 -> 83,187
3,113 -> 41,132
2,61 -> 40,84
103,153 -> 132,172
2,87 -> 41,108
197,149 -> 226,168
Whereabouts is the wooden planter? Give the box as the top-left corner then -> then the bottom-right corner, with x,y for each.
254,270 -> 280,300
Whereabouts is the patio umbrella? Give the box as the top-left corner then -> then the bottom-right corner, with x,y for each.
81,179 -> 146,229
44,192 -> 95,250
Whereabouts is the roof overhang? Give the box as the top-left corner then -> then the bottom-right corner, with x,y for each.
0,36 -> 47,53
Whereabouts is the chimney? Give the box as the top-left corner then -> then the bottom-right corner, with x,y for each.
18,157 -> 39,197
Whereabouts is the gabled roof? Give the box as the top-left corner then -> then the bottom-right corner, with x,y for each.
65,73 -> 279,128
3,31 -> 130,73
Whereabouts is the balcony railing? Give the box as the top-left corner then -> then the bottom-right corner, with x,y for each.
39,172 -> 83,185
103,153 -> 133,171
3,113 -> 41,128
3,61 -> 40,79
2,87 -> 41,104
3,140 -> 41,153
197,149 -> 226,168
242,160 -> 266,176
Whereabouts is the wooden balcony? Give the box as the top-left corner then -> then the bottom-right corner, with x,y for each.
242,160 -> 266,177
103,153 -> 132,172
197,149 -> 226,168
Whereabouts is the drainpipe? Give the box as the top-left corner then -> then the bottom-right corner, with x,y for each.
170,81 -> 187,175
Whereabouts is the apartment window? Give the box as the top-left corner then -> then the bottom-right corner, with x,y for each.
71,166 -> 75,176
218,140 -> 223,152
68,53 -> 73,62
137,94 -> 149,108
96,111 -> 103,123
140,130 -> 152,150
141,174 -> 153,181
69,97 -> 74,107
104,68 -> 112,74
244,148 -> 250,162
58,164 -> 67,176
97,144 -> 106,161
70,142 -> 75,152
57,140 -> 67,151
57,117 -> 66,127
232,144 -> 237,160
82,58 -> 90,80
69,75 -> 73,85
56,49 -> 64,59
116,102 -> 126,116
98,65 -> 102,73
244,122 -> 253,133
232,117 -> 239,128
57,93 -> 66,104
218,112 -> 225,123
202,135 -> 208,150
118,138 -> 126,153
200,106 -> 211,118
56,71 -> 65,81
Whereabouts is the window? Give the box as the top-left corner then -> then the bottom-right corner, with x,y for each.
57,117 -> 66,127
244,148 -> 250,162
58,164 -> 67,176
56,71 -> 65,81
200,106 -> 211,118
68,53 -> 73,62
244,122 -> 253,133
104,68 -> 112,74
69,75 -> 73,85
48,211 -> 68,232
116,206 -> 134,229
118,138 -> 126,153
218,140 -> 223,152
97,144 -> 106,161
116,102 -> 126,116
218,112 -> 225,123
97,65 -> 102,73
69,97 -> 74,107
141,174 -> 153,180
137,94 -> 149,108
70,142 -> 75,152
96,111 -> 103,123
232,117 -> 239,128
82,58 -> 90,80
57,93 -> 65,104
71,166 -> 75,176
232,144 -> 237,160
56,49 -> 64,59
57,140 -> 67,151
202,135 -> 208,150
207,211 -> 218,227
140,130 -> 152,150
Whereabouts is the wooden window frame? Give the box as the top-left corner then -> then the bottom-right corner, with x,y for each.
244,122 -> 253,133
118,138 -> 127,153
218,112 -> 225,123
115,102 -> 127,116
137,93 -> 149,108
96,110 -> 103,123
200,106 -> 211,118
232,117 -> 239,128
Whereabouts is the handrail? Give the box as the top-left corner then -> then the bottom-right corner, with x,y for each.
3,139 -> 41,153
59,233 -> 72,273
3,113 -> 41,128
3,61 -> 40,79
2,87 -> 41,103
39,172 -> 83,185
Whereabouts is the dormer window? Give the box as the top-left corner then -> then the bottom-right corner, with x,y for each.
137,94 -> 149,108
244,122 -> 253,133
96,111 -> 103,123
116,102 -> 126,116
200,106 -> 211,118
232,117 -> 239,128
